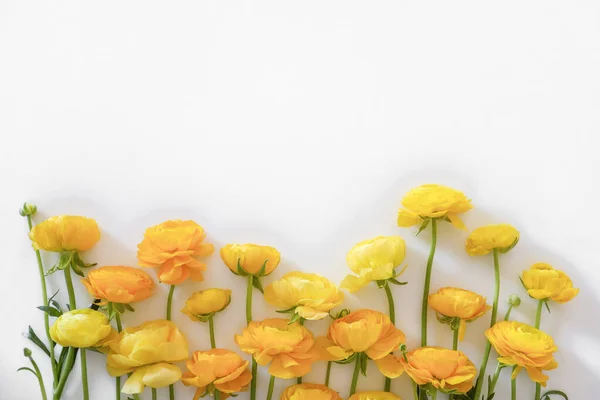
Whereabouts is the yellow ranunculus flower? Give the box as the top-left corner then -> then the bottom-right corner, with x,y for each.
235,318 -> 319,379
428,287 -> 490,341
264,272 -> 343,320
137,220 -> 214,285
280,383 -> 342,400
182,349 -> 252,398
348,392 -> 402,400
486,321 -> 558,386
181,289 -> 232,321
220,243 -> 281,276
106,320 -> 189,377
81,266 -> 154,304
316,309 -> 406,361
397,184 -> 472,230
521,263 -> 579,303
465,224 -> 520,256
29,215 -> 100,252
340,236 -> 406,293
396,347 -> 476,394
50,309 -> 113,348
121,363 -> 182,394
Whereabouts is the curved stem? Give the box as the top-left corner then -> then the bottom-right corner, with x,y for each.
54,347 -> 77,399
27,215 -> 57,388
421,218 -> 438,346
487,362 -> 502,397
246,274 -> 256,400
166,285 -> 175,321
383,282 -> 395,391
534,300 -> 544,400
209,315 -> 216,349
81,349 -> 89,400
152,389 -> 157,400
504,304 -> 514,321
490,249 -> 501,326
28,354 -> 48,400
115,312 -> 123,400
266,376 -> 275,400
325,361 -> 332,386
349,355 -> 360,396
511,366 -> 517,400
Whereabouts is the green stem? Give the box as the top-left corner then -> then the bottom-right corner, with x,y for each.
169,384 -> 175,400
412,382 -> 419,400
511,366 -> 517,400
27,215 -> 57,388
490,249 -> 500,326
64,263 -> 77,309
166,285 -> 175,321
325,361 -> 332,386
421,218 -> 438,346
472,341 -> 492,400
81,349 -> 89,400
383,282 -> 395,391
504,305 -> 514,321
54,347 -> 77,400
214,389 -> 221,400
349,355 -> 360,396
115,312 -> 123,332
251,359 -> 257,400
452,321 -> 459,350
115,312 -> 123,400
209,315 -> 216,349
431,390 -> 437,400
487,363 -> 502,397
534,300 -> 544,400
266,376 -> 275,400
246,274 -> 256,400
152,389 -> 157,400
27,354 -> 48,400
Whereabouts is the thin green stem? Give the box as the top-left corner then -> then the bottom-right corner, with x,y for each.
472,341 -> 492,400
64,264 -> 77,309
452,321 -> 459,350
214,389 -> 221,400
431,390 -> 437,400
251,359 -> 257,400
266,376 -> 275,400
349,355 -> 360,396
296,317 -> 304,383
152,389 -> 157,400
81,349 -> 89,400
246,274 -> 256,400
412,382 -> 419,400
27,215 -> 57,388
504,305 -> 514,321
115,312 -> 123,400
115,312 -> 123,332
511,366 -> 517,400
325,361 -> 332,386
487,362 -> 502,397
27,354 -> 48,400
383,282 -> 395,391
421,218 -> 438,346
166,285 -> 175,321
54,347 -> 77,400
490,249 -> 500,326
534,300 -> 544,400
169,384 -> 175,400
209,315 -> 216,349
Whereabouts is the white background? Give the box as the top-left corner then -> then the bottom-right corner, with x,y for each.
1,1 -> 599,399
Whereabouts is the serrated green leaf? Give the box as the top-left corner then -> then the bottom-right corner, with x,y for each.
24,326 -> 50,357
252,277 -> 264,293
37,305 -> 62,317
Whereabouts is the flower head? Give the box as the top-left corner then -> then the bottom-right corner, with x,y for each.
50,309 -> 113,348
122,363 -> 182,394
264,272 -> 343,320
521,263 -> 579,303
429,287 -> 490,341
486,321 -> 558,386
348,392 -> 401,400
340,236 -> 406,292
82,266 -> 154,304
220,244 -> 280,276
29,215 -> 100,252
280,383 -> 342,400
137,220 -> 214,285
316,309 -> 405,361
235,318 -> 319,379
397,184 -> 472,230
182,349 -> 252,399
465,224 -> 519,256
181,289 -> 232,321
397,347 -> 476,394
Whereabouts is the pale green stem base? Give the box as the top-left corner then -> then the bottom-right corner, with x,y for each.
209,315 -> 216,349
421,219 -> 438,346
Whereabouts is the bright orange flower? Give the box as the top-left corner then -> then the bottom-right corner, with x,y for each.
82,266 -> 154,304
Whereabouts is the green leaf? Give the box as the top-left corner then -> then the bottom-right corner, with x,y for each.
17,366 -> 39,379
542,390 -> 568,399
545,301 -> 552,314
123,304 -> 135,312
37,305 -> 62,317
50,300 -> 63,313
415,219 -> 431,236
24,326 -> 50,357
276,306 -> 297,314
288,313 -> 301,325
257,259 -> 268,277
252,277 -> 264,294
114,303 -> 126,314
236,259 -> 248,276
334,352 -> 357,365
388,278 -> 408,286
48,289 -> 60,303
70,261 -> 85,277
359,353 -> 368,376
56,346 -> 68,371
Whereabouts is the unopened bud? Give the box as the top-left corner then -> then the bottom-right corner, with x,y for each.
19,202 -> 37,217
508,294 -> 521,307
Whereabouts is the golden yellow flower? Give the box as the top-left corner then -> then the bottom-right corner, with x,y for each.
340,236 -> 406,292
264,272 -> 343,320
181,289 -> 232,321
465,224 -> 520,256
521,263 -> 579,303
428,287 -> 490,341
316,309 -> 406,361
106,320 -> 189,377
137,220 -> 214,285
396,347 -> 476,394
485,321 -> 558,386
82,266 -> 154,304
182,349 -> 252,399
121,363 -> 182,394
235,318 -> 319,379
280,383 -> 342,400
348,392 -> 401,400
50,309 -> 113,348
29,215 -> 100,252
220,244 -> 280,276
397,184 -> 472,230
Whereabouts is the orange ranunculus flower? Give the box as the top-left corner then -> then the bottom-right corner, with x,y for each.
392,347 -> 476,394
235,318 -> 319,379
181,289 -> 232,321
137,220 -> 214,285
348,392 -> 402,400
428,287 -> 490,341
465,224 -> 520,256
220,244 -> 280,276
485,321 -> 558,386
29,215 -> 100,252
316,309 -> 405,362
397,184 -> 472,230
280,383 -> 342,400
182,349 -> 252,399
521,263 -> 579,304
81,266 -> 154,304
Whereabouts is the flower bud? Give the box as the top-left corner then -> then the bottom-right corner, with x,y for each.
23,348 -> 32,357
19,203 -> 37,217
508,294 -> 521,307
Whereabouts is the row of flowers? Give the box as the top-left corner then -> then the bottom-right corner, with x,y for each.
18,184 -> 578,400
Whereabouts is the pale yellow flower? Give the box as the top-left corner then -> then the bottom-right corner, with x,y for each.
521,263 -> 579,303
280,383 -> 342,400
181,289 -> 232,321
29,215 -> 100,252
50,309 -> 113,348
348,392 -> 402,400
220,244 -> 281,276
465,224 -> 519,256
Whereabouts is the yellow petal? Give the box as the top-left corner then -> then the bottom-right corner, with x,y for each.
447,213 -> 466,230
397,209 -> 421,227
374,354 -> 404,378
458,320 -> 467,342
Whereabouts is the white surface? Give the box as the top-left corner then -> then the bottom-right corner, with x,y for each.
1,1 -> 599,399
